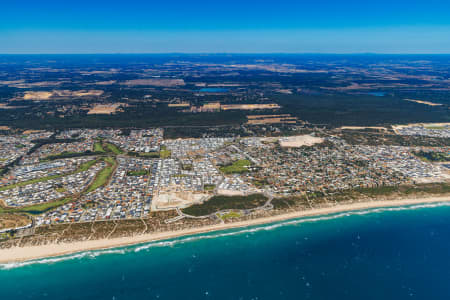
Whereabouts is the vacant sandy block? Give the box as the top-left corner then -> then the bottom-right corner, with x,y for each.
23,91 -> 53,100
23,90 -> 104,100
216,189 -> 246,196
168,102 -> 190,108
152,191 -> 209,211
71,90 -> 104,97
279,135 -> 324,148
87,103 -> 123,115
221,103 -> 280,110
414,176 -> 449,184
0,214 -> 31,231
94,80 -> 117,85
202,102 -> 221,110
22,129 -> 45,134
247,114 -> 298,125
52,90 -> 104,97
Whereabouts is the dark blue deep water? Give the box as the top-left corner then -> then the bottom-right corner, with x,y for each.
199,88 -> 229,93
2,203 -> 450,299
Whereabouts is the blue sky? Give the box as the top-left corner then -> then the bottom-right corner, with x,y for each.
1,0 -> 450,53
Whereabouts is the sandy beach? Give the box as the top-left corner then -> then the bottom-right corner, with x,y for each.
1,195 -> 449,264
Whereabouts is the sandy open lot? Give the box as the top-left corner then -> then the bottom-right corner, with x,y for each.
279,135 -> 324,148
22,130 -> 45,134
0,214 -> 31,231
23,91 -> 53,100
216,189 -> 246,196
392,122 -> 450,133
152,191 -> 209,211
222,103 -> 280,110
247,114 -> 297,125
87,103 -> 123,115
23,90 -> 103,100
168,102 -> 190,108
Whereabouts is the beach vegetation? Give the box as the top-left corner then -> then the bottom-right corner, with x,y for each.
218,211 -> 242,220
272,183 -> 450,209
182,194 -> 267,216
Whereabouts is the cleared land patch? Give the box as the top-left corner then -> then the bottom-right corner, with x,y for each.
152,192 -> 208,211
221,103 -> 280,110
247,114 -> 298,125
168,102 -> 190,108
87,103 -> 124,115
279,135 -> 324,148
0,214 -> 31,230
23,90 -> 103,100
393,123 -> 450,133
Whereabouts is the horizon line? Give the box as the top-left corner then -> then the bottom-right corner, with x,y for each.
1,52 -> 450,55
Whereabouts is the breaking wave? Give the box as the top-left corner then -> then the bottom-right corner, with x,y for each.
0,248 -> 126,270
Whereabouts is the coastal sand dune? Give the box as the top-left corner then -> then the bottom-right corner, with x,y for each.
1,196 -> 449,264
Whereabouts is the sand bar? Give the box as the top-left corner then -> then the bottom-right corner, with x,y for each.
1,196 -> 449,263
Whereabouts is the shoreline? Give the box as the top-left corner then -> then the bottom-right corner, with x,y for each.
1,195 -> 450,264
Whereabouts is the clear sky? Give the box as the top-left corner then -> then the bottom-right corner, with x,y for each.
1,0 -> 450,54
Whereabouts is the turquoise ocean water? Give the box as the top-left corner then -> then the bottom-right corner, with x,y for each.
2,202 -> 450,299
